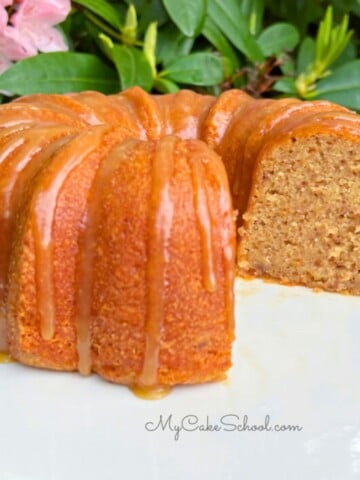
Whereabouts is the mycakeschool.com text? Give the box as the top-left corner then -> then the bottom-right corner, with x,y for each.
144,414 -> 303,441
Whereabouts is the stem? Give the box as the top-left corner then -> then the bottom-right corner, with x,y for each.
83,10 -> 122,42
84,10 -> 143,47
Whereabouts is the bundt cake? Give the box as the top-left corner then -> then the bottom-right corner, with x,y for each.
0,86 -> 359,395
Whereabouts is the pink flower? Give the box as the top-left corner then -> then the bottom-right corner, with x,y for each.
0,0 -> 70,75
12,0 -> 71,27
0,2 -> 9,29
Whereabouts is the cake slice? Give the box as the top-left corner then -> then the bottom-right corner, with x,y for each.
237,112 -> 360,294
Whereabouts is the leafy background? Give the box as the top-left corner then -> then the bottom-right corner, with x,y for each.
0,0 -> 359,110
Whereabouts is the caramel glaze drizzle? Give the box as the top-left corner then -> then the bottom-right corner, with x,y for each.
75,208 -> 95,375
0,136 -> 25,295
0,132 -> 74,290
218,181 -> 236,338
231,99 -> 273,201
76,139 -> 139,375
0,134 -> 26,352
189,147 -> 235,337
32,128 -> 104,341
0,129 -> 76,351
136,139 -> 231,397
137,136 -> 176,390
187,148 -> 217,292
0,351 -> 13,363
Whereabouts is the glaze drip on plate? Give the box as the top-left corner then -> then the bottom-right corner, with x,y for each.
0,351 -> 12,363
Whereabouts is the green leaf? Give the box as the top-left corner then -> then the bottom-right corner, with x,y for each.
264,0 -> 322,36
331,40 -> 357,69
112,45 -> 153,91
73,0 -> 122,29
296,37 -> 315,75
202,17 -> 239,75
0,52 -> 119,95
207,0 -> 264,62
162,0 -> 207,37
351,3 -> 360,16
162,52 -> 224,86
240,0 -> 264,36
126,0 -> 168,32
273,78 -> 297,94
257,23 -> 300,56
313,60 -> 360,110
156,25 -> 194,66
153,78 -> 180,93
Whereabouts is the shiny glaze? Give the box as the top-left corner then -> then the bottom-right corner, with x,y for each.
216,98 -> 272,196
32,128 -> 105,341
187,145 -> 217,292
202,89 -> 252,149
0,103 -> 86,129
72,91 -> 132,126
244,100 -> 345,162
15,94 -> 101,126
154,90 -> 216,140
120,87 -> 163,140
76,137 -> 138,375
0,351 -> 13,363
0,127 -> 77,351
257,112 -> 360,162
219,184 -> 236,338
109,94 -> 148,139
0,128 -> 76,292
202,149 -> 236,337
137,136 -> 177,388
131,384 -> 171,400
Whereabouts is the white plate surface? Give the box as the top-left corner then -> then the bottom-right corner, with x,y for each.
1,278 -> 360,480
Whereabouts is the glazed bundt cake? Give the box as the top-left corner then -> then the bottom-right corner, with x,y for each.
0,86 -> 359,394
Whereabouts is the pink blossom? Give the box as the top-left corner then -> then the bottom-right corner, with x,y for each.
0,0 -> 70,74
12,0 -> 71,27
0,2 -> 9,29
